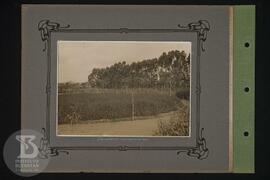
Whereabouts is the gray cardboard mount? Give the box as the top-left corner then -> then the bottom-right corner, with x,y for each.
22,5 -> 230,172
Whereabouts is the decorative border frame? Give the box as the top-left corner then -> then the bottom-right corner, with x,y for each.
37,20 -> 210,160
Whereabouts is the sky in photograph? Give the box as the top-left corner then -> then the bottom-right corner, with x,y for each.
58,41 -> 191,83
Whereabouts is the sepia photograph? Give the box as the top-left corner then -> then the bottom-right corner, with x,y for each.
57,41 -> 191,136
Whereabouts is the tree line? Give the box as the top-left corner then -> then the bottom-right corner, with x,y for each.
88,50 -> 190,90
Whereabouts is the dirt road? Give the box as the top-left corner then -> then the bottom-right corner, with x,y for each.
58,111 -> 174,136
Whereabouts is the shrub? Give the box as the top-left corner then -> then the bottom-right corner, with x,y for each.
60,104 -> 81,124
154,101 -> 189,136
175,89 -> 190,100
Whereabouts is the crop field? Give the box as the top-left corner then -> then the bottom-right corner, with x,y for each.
58,88 -> 182,123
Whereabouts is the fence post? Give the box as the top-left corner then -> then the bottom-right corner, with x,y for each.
131,91 -> 135,121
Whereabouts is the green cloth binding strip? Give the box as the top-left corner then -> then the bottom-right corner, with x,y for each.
233,5 -> 255,173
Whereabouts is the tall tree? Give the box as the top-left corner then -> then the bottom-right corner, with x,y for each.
88,50 -> 190,90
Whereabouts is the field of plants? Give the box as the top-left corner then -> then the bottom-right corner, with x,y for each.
58,88 -> 187,124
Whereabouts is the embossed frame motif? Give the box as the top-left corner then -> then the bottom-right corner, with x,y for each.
37,19 -> 210,160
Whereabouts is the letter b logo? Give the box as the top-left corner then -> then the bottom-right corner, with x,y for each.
16,135 -> 39,159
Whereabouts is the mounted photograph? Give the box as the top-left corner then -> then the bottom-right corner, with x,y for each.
57,41 -> 191,136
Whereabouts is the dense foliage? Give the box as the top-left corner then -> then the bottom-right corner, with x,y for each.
88,50 -> 190,90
